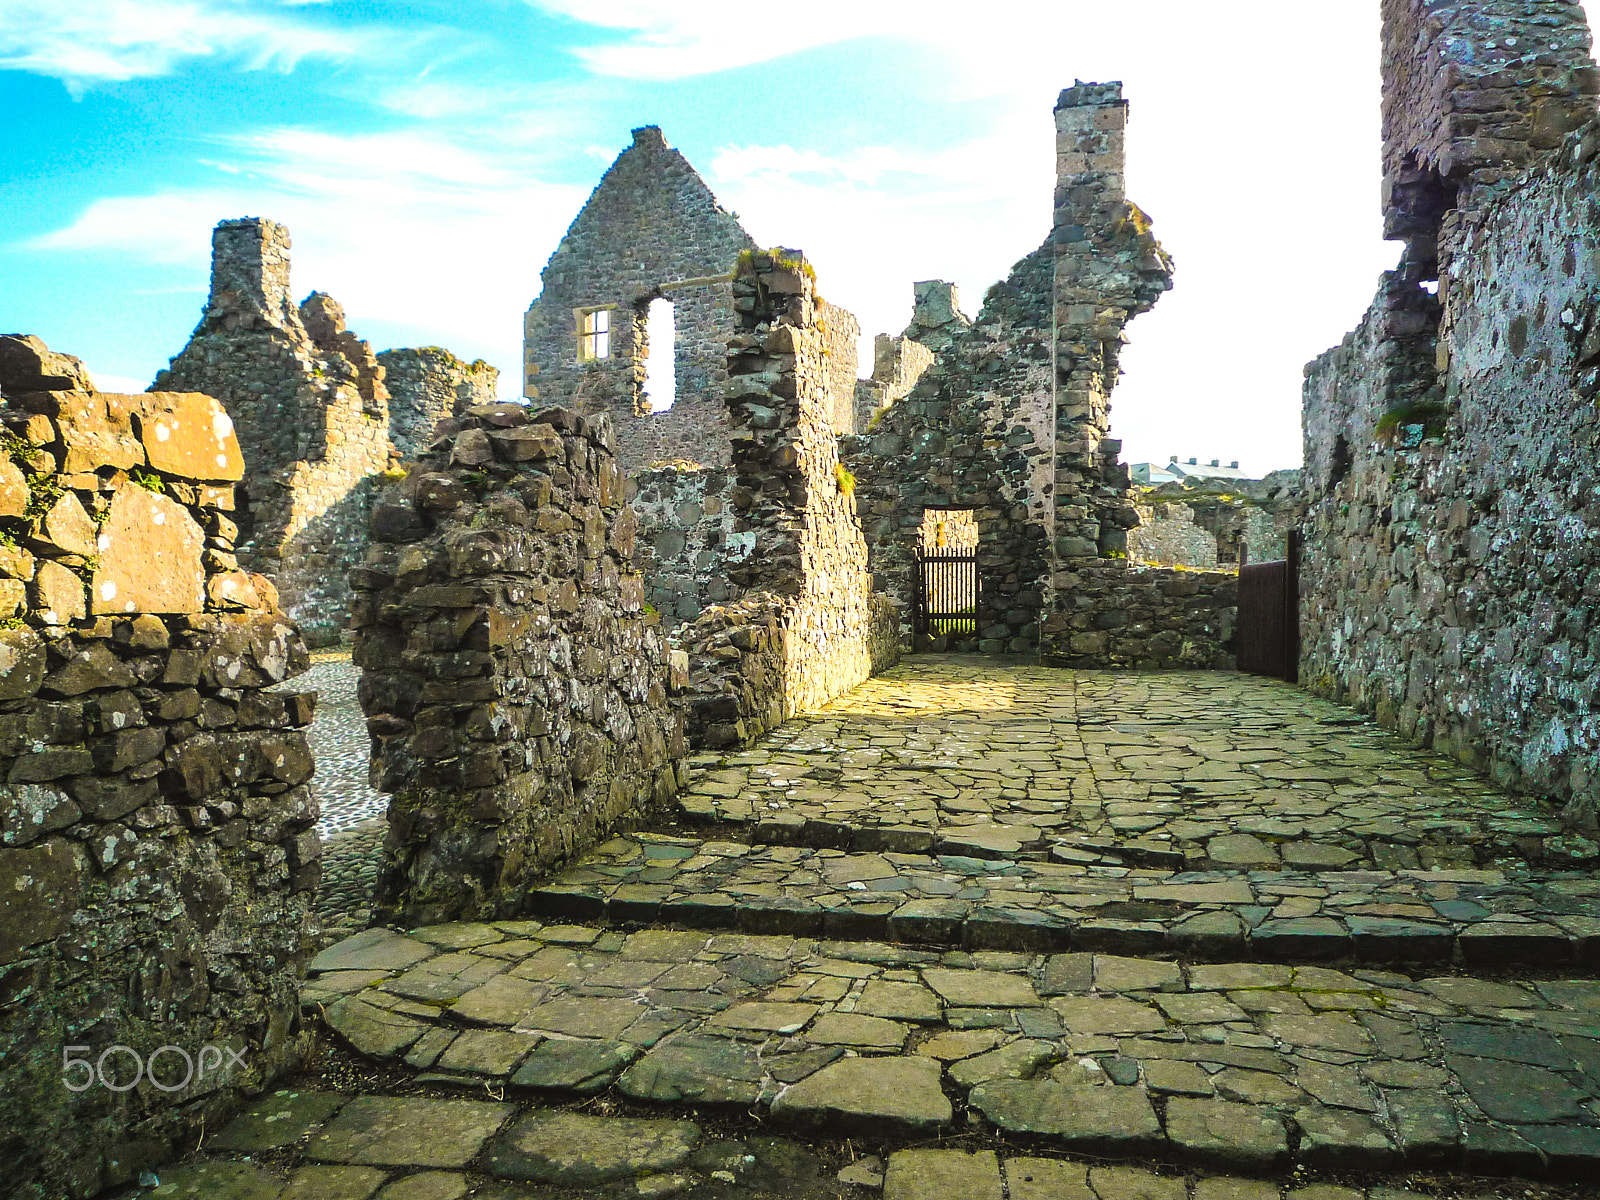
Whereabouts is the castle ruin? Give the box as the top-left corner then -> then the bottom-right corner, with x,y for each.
9,1 -> 1600,1194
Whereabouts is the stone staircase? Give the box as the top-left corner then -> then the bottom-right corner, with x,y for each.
139,659 -> 1600,1200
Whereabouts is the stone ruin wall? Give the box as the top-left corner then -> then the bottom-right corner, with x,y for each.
521,127 -> 758,476
854,330 -> 935,433
673,252 -> 900,749
1125,501 -> 1219,569
377,346 -> 500,459
351,402 -> 686,925
156,219 -> 398,646
1381,0 -> 1598,245
0,338 -> 316,1200
1303,107 -> 1600,825
844,262 -> 1057,655
629,465 -> 745,624
520,129 -> 872,639
845,88 -> 1236,665
1038,83 -> 1237,668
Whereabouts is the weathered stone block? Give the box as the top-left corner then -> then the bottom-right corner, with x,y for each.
91,486 -> 205,614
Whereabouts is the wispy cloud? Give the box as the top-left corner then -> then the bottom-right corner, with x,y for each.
34,128 -> 589,387
526,0 -> 921,79
0,0 -> 355,96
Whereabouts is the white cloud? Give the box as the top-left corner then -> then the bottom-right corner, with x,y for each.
0,0 -> 354,95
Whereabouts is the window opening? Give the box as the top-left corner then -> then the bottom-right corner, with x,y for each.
643,298 -> 676,412
578,308 -> 610,361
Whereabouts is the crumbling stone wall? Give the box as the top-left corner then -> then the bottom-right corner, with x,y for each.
674,251 -> 899,748
1304,107 -> 1600,824
0,339 -> 315,1200
352,402 -> 685,925
853,330 -> 935,433
1381,0 -> 1597,245
522,127 -> 759,475
845,90 -> 1234,666
629,464 -> 746,624
377,346 -> 500,458
816,299 -> 861,434
844,259 -> 1057,654
918,508 -> 978,552
1126,501 -> 1218,568
156,219 -> 399,644
1038,83 -> 1237,667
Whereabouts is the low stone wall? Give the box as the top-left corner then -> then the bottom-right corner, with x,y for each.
378,346 -> 500,458
0,344 -> 315,1199
156,219 -> 398,643
1127,501 -> 1218,568
352,403 -> 685,925
1039,561 -> 1237,669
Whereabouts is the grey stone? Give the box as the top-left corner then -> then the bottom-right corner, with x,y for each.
968,1080 -> 1160,1150
1450,1055 -> 1590,1123
210,1090 -> 348,1152
487,1110 -> 701,1184
619,1034 -> 765,1104
307,1097 -> 514,1168
1164,1098 -> 1289,1167
883,1149 -> 1002,1200
510,1039 -> 638,1092
771,1055 -> 952,1134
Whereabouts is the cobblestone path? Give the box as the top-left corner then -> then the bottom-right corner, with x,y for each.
150,656 -> 1600,1199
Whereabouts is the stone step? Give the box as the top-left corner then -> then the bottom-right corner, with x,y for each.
300,921 -> 1600,1178
526,831 -> 1600,967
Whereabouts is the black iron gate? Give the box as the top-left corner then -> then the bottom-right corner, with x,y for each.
915,548 -> 979,644
1236,530 -> 1300,681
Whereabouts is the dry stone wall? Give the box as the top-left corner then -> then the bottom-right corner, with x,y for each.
844,90 -> 1235,667
674,251 -> 899,748
522,127 -> 758,475
854,330 -> 935,433
1129,473 -> 1303,568
156,219 -> 399,645
0,340 -> 316,1200
351,402 -> 685,925
377,346 -> 500,459
1303,109 -> 1600,826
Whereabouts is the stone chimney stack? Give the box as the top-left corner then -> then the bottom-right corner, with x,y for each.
1053,80 -> 1127,235
207,217 -> 296,332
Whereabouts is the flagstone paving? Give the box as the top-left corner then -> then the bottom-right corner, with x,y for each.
291,920 -> 1600,1175
677,660 -> 1595,872
150,655 -> 1600,1199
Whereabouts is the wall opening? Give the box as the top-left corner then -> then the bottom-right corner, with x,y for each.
578,307 -> 611,361
916,508 -> 980,651
643,297 -> 676,412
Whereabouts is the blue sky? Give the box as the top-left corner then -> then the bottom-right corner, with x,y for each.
5,1 -> 1595,471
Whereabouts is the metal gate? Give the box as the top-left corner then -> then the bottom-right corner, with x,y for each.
915,549 -> 979,644
1236,530 -> 1299,681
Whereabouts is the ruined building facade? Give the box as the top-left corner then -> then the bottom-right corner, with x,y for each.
1303,0 -> 1600,821
844,84 -> 1238,666
523,129 -> 873,627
